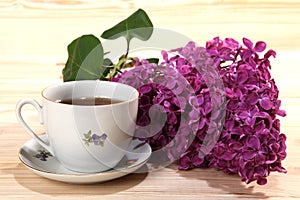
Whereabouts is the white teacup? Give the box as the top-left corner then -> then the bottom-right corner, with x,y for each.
16,80 -> 139,173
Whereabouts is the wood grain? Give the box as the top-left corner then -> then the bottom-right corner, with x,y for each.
1,0 -> 300,199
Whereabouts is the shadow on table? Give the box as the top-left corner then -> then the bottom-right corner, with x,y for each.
167,165 -> 269,199
12,163 -> 148,196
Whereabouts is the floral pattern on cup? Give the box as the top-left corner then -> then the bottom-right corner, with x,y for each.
34,150 -> 53,161
83,130 -> 107,147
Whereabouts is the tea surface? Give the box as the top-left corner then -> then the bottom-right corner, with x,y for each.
56,97 -> 122,106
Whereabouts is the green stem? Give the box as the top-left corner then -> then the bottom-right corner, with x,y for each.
124,39 -> 130,58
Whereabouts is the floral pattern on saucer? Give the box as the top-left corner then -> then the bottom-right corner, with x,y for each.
34,150 -> 53,161
19,135 -> 152,184
126,158 -> 138,166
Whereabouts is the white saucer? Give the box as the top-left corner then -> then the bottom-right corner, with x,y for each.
19,135 -> 151,184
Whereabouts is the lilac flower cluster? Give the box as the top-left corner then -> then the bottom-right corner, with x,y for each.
113,59 -> 200,156
176,37 -> 287,185
112,37 -> 287,185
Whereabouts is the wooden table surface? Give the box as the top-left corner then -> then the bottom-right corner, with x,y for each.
1,0 -> 300,199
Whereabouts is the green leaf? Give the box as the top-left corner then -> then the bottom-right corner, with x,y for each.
46,152 -> 53,157
103,58 -> 113,67
146,58 -> 159,64
101,8 -> 153,45
63,35 -> 104,82
84,130 -> 92,139
99,141 -> 104,147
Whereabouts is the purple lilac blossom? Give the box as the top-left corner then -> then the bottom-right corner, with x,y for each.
113,60 -> 200,160
112,37 -> 287,185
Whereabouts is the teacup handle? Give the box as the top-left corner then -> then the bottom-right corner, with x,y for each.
16,98 -> 54,155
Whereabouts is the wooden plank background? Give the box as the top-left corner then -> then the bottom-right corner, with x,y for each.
0,0 -> 300,199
